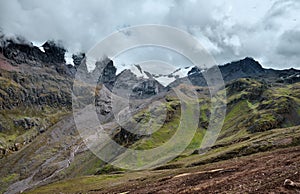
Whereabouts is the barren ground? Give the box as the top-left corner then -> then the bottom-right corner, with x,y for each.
92,146 -> 300,194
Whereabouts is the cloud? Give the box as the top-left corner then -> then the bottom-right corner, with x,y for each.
0,0 -> 173,52
0,0 -> 300,70
277,30 -> 300,56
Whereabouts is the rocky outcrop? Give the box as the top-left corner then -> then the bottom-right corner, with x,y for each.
72,53 -> 86,68
88,57 -> 116,87
0,37 -> 78,77
226,78 -> 267,102
0,70 -> 72,110
2,41 -> 43,65
113,69 -> 165,99
42,41 -> 66,64
220,57 -> 265,81
13,117 -> 38,130
101,60 -> 117,89
284,179 -> 300,189
188,66 -> 202,75
132,79 -> 162,96
83,60 -> 166,99
2,40 -> 66,65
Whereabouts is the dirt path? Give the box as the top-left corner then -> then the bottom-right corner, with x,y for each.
95,146 -> 300,194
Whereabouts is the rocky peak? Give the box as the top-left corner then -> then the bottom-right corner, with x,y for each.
42,41 -> 66,64
1,38 -> 67,65
118,69 -> 136,78
102,59 -> 117,88
220,57 -> 265,76
215,57 -> 265,82
2,40 -> 44,64
188,66 -> 202,76
113,69 -> 165,99
169,57 -> 300,88
72,53 -> 85,68
88,57 -> 117,89
135,64 -> 143,74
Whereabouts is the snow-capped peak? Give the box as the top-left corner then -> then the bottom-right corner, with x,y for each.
129,64 -> 149,79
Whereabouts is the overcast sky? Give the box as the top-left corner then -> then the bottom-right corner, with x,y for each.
0,0 -> 300,70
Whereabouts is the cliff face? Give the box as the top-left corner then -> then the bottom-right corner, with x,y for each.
0,36 -> 166,114
1,39 -> 77,77
113,69 -> 166,99
0,65 -> 72,110
3,40 -> 66,65
42,41 -> 66,64
0,39 -> 75,156
87,58 -> 165,99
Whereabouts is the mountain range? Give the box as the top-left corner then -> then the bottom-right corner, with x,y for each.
0,37 -> 300,193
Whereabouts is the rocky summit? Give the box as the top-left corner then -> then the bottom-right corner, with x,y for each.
169,57 -> 300,87
0,36 -> 300,194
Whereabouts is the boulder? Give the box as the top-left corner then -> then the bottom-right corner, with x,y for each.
14,117 -> 37,130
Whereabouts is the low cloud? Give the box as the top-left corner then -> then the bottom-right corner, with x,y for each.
0,0 -> 299,69
277,30 -> 300,57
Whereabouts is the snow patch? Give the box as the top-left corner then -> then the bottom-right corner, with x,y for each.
65,52 -> 74,65
172,66 -> 195,78
38,46 -> 45,53
129,65 -> 149,79
154,76 -> 176,86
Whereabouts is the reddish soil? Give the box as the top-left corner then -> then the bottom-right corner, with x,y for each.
96,146 -> 300,194
0,54 -> 19,71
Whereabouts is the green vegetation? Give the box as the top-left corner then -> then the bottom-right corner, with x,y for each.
28,124 -> 300,194
0,107 -> 69,152
2,79 -> 300,194
25,174 -> 123,194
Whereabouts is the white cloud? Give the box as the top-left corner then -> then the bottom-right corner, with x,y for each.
0,0 -> 299,69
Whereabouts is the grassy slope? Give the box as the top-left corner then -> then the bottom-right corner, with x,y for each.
27,131 -> 300,194
26,79 -> 300,193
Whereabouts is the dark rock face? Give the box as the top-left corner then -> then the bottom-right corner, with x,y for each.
72,53 -> 85,68
187,72 -> 206,86
220,57 -> 265,81
132,79 -> 162,96
95,85 -> 114,123
274,69 -> 300,84
86,60 -> 165,99
0,67 -> 72,110
89,58 -> 116,87
42,41 -> 66,64
113,69 -> 165,99
2,40 -> 66,65
188,66 -> 202,75
0,38 -> 78,77
102,60 -> 117,88
3,41 -> 45,64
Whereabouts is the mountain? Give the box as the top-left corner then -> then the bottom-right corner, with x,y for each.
150,66 -> 196,86
169,57 -> 300,87
113,69 -> 166,98
0,36 -> 300,193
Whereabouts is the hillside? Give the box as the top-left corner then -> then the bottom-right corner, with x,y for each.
0,37 -> 300,194
15,80 -> 300,194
